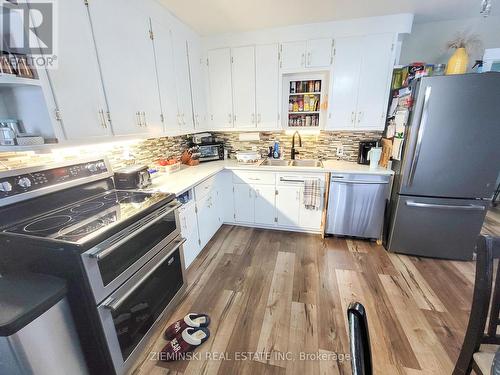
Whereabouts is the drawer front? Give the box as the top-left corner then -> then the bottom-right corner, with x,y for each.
388,196 -> 488,260
195,176 -> 216,200
277,173 -> 326,187
232,171 -> 276,185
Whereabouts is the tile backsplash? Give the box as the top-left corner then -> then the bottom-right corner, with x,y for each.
215,131 -> 383,162
0,135 -> 191,171
0,130 -> 382,171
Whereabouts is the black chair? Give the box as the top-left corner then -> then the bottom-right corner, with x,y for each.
453,235 -> 500,375
348,302 -> 372,375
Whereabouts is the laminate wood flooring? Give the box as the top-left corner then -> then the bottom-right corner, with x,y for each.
131,225 -> 480,375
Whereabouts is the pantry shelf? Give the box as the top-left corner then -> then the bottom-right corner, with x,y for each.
0,75 -> 41,88
289,92 -> 321,96
288,111 -> 320,115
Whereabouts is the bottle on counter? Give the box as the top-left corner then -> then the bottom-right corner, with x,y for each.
273,140 -> 280,159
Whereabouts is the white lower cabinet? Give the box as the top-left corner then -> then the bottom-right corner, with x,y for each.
233,184 -> 254,223
179,200 -> 201,269
185,171 -> 324,267
196,189 -> 222,249
233,184 -> 277,225
254,185 -> 277,226
276,185 -> 301,227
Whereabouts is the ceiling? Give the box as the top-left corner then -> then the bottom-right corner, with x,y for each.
159,0 -> 498,36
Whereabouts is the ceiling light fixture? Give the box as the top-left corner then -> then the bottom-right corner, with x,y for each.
480,0 -> 492,17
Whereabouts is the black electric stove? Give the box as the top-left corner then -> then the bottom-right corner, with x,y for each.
4,189 -> 172,244
0,158 -> 184,375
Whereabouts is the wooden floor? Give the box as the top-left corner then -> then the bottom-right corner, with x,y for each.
130,223 -> 489,375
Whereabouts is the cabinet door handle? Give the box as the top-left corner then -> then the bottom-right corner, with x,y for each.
301,53 -> 305,67
357,111 -> 362,123
233,114 -> 237,123
228,113 -> 232,124
296,190 -> 300,201
141,111 -> 147,127
251,113 -> 255,124
351,111 -> 356,124
257,113 -> 261,124
136,111 -> 143,127
307,52 -> 311,66
98,109 -> 107,128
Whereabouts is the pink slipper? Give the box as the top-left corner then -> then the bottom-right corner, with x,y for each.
160,327 -> 210,361
163,313 -> 211,340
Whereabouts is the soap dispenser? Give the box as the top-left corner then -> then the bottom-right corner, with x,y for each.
272,140 -> 280,159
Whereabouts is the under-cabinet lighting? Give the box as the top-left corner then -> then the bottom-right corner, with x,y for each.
284,129 -> 321,136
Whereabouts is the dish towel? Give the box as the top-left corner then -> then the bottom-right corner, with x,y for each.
303,178 -> 321,210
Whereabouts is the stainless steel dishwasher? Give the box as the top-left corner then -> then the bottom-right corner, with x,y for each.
326,173 -> 390,239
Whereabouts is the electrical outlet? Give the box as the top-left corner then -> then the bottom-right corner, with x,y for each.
336,145 -> 344,156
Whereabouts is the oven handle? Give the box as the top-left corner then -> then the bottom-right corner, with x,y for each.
101,237 -> 186,312
87,202 -> 181,260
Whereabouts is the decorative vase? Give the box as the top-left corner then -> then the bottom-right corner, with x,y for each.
446,47 -> 468,75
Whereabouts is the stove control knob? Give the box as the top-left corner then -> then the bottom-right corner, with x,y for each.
0,181 -> 13,192
18,177 -> 32,189
87,163 -> 98,173
97,162 -> 106,171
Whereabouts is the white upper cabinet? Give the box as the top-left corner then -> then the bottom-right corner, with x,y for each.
327,33 -> 394,131
306,38 -> 333,68
171,26 -> 195,131
87,0 -> 162,136
280,41 -> 307,70
188,39 -> 208,130
255,44 -> 280,129
150,19 -> 178,132
43,0 -> 111,140
280,39 -> 333,70
356,33 -> 395,129
207,48 -> 233,129
231,46 -> 256,128
327,36 -> 362,130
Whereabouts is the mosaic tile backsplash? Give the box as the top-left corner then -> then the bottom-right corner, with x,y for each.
0,130 -> 382,171
214,131 -> 383,162
0,135 -> 191,171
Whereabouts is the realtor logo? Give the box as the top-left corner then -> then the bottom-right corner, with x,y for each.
1,0 -> 57,67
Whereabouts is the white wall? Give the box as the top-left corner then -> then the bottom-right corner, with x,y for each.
400,15 -> 500,67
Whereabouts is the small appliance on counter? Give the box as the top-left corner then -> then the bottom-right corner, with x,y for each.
0,119 -> 45,146
191,133 -> 224,162
114,165 -> 151,190
357,140 -> 379,165
192,132 -> 216,145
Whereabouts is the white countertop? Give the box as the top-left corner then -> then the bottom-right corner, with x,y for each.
150,159 -> 393,196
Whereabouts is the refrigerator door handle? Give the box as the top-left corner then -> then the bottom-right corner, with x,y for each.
405,201 -> 486,211
408,86 -> 432,187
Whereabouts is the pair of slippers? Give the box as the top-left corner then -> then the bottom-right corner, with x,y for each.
160,313 -> 211,361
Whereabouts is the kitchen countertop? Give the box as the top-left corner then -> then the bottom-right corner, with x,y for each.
150,159 -> 393,196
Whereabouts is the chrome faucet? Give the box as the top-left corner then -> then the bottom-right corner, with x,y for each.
291,131 -> 302,160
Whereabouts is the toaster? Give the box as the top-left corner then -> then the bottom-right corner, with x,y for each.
114,165 -> 151,190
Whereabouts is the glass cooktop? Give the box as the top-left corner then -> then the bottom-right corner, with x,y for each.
4,190 -> 173,244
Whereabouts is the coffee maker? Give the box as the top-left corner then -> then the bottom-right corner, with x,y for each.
357,140 -> 378,165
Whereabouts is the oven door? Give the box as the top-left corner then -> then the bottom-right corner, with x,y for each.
199,145 -> 221,161
82,200 -> 181,303
98,236 -> 186,375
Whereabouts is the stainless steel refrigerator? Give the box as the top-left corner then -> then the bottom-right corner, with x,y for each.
386,73 -> 500,260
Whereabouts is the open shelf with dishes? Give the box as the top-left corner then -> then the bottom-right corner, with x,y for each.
282,73 -> 328,129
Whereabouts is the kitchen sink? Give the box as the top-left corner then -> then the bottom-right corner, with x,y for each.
290,159 -> 323,168
259,159 -> 291,166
